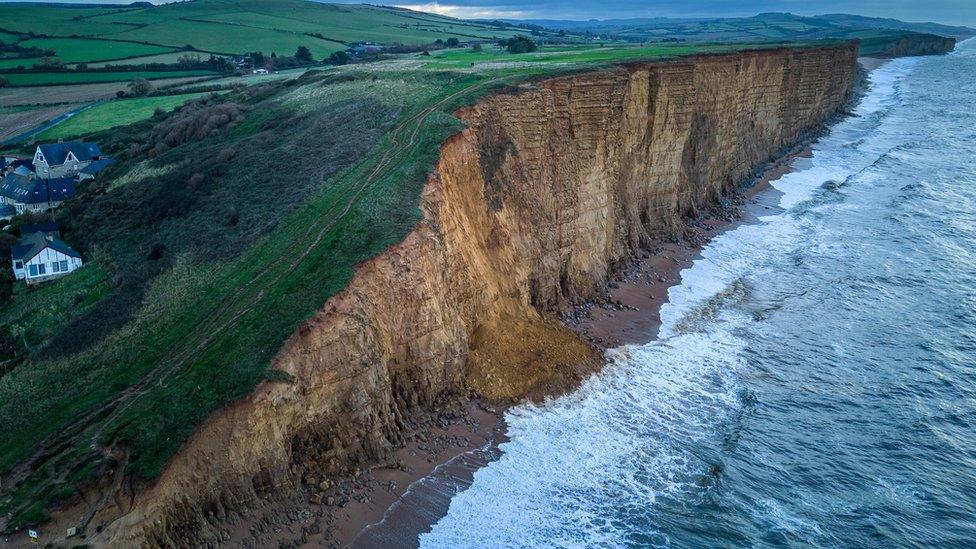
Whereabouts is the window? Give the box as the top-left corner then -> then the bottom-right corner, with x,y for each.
52,261 -> 60,273
28,264 -> 37,276
60,260 -> 69,272
37,263 -> 46,275
14,261 -> 22,270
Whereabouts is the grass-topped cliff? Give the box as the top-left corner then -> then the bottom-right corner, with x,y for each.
0,38 -> 855,532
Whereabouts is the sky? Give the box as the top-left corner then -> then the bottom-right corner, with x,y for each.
3,1 -> 974,26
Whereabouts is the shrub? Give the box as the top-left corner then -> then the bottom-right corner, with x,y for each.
0,76 -> 8,88
328,51 -> 349,66
295,46 -> 313,64
186,172 -> 205,190
471,43 -> 483,52
446,38 -> 460,48
501,35 -> 537,54
128,78 -> 153,97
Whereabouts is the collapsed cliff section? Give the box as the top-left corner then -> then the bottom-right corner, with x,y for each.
81,43 -> 858,546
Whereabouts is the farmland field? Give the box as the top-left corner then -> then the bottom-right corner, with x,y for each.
0,76 -> 215,107
3,70 -> 215,86
18,38 -> 175,63
74,52 -> 202,69
0,103 -> 81,142
33,92 -> 213,141
0,0 -> 529,66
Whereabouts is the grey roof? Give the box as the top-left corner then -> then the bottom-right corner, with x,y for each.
0,173 -> 76,205
37,141 -> 102,166
79,156 -> 116,175
10,232 -> 81,263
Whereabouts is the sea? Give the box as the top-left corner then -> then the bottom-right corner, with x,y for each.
420,39 -> 976,548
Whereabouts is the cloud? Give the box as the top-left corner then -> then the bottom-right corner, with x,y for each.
395,2 -> 530,19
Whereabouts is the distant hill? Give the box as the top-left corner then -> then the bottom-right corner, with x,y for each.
515,12 -> 975,43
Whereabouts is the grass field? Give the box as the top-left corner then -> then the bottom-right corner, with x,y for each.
0,0 -> 530,67
73,52 -> 199,69
33,92 -> 213,141
18,38 -> 175,64
0,40 -> 842,531
3,70 -> 215,86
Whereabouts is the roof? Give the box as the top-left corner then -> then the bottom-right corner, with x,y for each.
37,141 -> 102,166
79,157 -> 116,175
0,173 -> 76,205
0,204 -> 14,217
21,221 -> 59,235
10,232 -> 81,263
10,160 -> 34,174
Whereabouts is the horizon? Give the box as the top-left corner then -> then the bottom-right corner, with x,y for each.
0,0 -> 973,27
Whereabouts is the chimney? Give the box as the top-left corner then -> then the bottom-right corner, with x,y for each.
58,138 -> 64,144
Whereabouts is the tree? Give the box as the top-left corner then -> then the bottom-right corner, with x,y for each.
295,45 -> 313,64
470,43 -> 483,52
0,76 -> 8,88
328,51 -> 349,66
249,51 -> 265,68
446,37 -> 460,48
128,78 -> 152,97
501,35 -> 537,54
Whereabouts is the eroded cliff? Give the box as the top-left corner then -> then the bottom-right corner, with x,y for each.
81,44 -> 859,546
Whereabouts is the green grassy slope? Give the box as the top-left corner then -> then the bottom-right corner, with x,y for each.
34,92 -> 214,141
0,40 -> 840,531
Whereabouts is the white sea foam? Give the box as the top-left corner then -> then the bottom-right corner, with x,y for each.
420,55 -> 920,549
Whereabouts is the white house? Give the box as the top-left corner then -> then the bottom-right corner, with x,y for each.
33,140 -> 103,178
10,223 -> 83,284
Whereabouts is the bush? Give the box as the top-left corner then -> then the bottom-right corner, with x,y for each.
471,43 -> 483,52
186,172 -> 205,190
128,78 -> 153,97
0,76 -> 8,88
446,38 -> 460,48
328,51 -> 349,66
501,35 -> 537,54
295,46 -> 313,64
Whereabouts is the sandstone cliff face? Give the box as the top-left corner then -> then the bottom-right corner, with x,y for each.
96,44 -> 858,546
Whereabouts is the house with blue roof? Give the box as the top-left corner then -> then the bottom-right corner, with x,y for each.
33,140 -> 103,178
0,167 -> 76,215
10,223 -> 83,284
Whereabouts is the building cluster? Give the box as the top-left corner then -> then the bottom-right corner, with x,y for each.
3,139 -> 112,284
